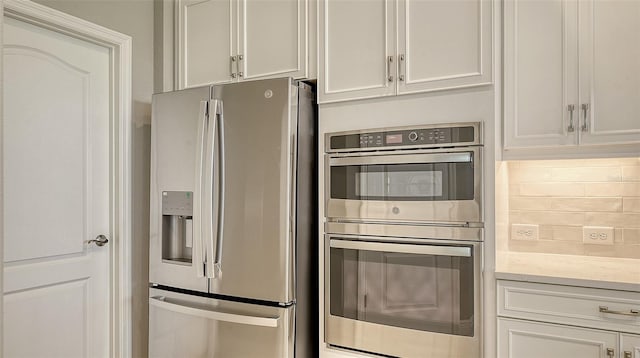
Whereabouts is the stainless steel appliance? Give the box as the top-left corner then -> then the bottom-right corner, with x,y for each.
326,123 -> 482,224
324,123 -> 483,358
149,78 -> 317,358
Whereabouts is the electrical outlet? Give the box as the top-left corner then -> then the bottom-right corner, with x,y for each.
582,226 -> 614,245
511,224 -> 539,241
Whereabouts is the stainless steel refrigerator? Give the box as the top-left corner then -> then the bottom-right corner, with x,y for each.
148,78 -> 316,358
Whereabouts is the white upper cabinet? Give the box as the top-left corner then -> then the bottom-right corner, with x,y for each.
504,0 -> 640,152
239,0 -> 307,80
319,0 -> 395,102
504,0 -> 578,148
397,0 -> 493,95
177,0 -> 309,89
578,0 -> 640,146
318,0 -> 493,103
178,0 -> 235,88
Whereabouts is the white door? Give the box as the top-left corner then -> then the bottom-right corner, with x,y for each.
396,0 -> 492,95
3,15 -> 111,358
578,0 -> 640,145
503,0 -> 579,149
318,0 -> 395,103
177,0 -> 236,89
238,0 -> 307,80
498,318 -> 618,358
621,333 -> 640,358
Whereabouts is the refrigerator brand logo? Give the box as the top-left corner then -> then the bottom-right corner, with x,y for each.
264,89 -> 273,99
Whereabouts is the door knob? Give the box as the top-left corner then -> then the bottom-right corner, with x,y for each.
88,234 -> 109,247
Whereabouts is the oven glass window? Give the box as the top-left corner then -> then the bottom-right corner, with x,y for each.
329,245 -> 474,336
331,162 -> 473,201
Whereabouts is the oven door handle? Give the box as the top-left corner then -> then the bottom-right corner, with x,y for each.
329,152 -> 472,166
329,239 -> 471,257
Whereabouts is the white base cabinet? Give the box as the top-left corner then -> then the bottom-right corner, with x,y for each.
498,280 -> 640,358
499,318 -> 618,358
622,334 -> 640,358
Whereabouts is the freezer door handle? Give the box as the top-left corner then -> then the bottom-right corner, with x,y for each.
193,100 -> 209,278
149,296 -> 280,327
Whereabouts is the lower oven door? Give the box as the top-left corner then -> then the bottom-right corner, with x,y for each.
325,236 -> 481,358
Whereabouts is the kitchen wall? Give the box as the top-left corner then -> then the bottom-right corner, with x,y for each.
507,157 -> 640,259
30,1 -> 153,357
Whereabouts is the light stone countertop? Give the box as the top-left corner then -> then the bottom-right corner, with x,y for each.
495,251 -> 640,292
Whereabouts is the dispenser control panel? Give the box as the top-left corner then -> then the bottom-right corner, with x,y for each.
162,191 -> 193,216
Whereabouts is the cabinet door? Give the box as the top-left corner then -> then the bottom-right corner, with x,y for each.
318,0 -> 395,103
503,0 -> 579,149
578,0 -> 640,145
238,0 -> 307,80
177,0 -> 236,89
396,0 -> 492,95
498,318 -> 618,358
622,334 -> 640,358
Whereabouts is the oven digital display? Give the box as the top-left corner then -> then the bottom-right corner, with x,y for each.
386,134 -> 403,144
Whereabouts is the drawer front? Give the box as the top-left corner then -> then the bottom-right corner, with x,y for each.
498,280 -> 640,334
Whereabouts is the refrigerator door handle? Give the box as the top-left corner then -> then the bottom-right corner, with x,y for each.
204,99 -> 224,278
203,100 -> 217,278
149,296 -> 280,327
193,100 -> 209,278
214,100 -> 225,275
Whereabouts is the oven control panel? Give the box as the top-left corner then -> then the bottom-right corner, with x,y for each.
329,125 -> 477,150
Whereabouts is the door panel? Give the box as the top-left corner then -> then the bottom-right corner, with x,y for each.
621,333 -> 640,358
578,0 -> 640,145
4,280 -> 88,357
239,0 -> 307,80
3,16 -> 110,357
178,0 -> 235,88
397,0 -> 492,94
504,0 -> 579,148
319,0 -> 395,103
210,78 -> 294,302
149,288 -> 294,358
150,86 -> 210,293
498,318 -> 618,358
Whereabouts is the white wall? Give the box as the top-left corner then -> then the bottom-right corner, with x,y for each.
29,1 -> 153,357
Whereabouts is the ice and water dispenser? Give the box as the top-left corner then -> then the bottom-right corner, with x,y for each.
161,191 -> 193,264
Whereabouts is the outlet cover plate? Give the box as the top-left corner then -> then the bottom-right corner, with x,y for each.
511,224 -> 539,241
582,226 -> 614,245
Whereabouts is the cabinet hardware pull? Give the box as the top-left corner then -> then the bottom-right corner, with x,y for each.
567,104 -> 575,132
624,351 -> 632,358
599,306 -> 640,317
230,55 -> 237,79
387,56 -> 394,82
238,54 -> 244,78
607,348 -> 615,358
399,54 -> 405,82
581,103 -> 589,132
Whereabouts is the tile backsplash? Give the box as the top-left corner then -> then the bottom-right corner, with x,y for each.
507,157 -> 640,259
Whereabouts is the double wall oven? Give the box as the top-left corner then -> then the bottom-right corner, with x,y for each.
324,123 -> 483,358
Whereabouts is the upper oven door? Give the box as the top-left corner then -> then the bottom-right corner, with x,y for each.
326,147 -> 482,224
